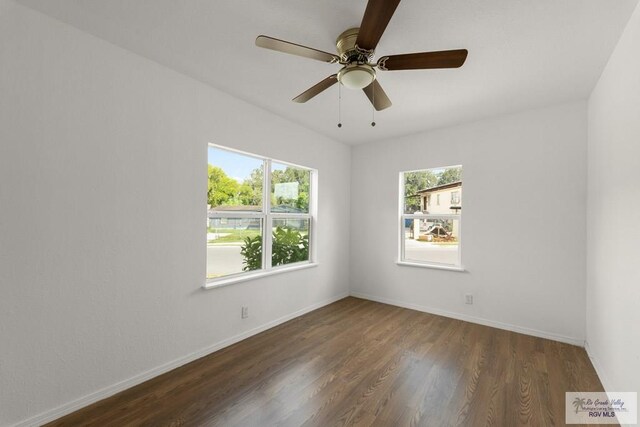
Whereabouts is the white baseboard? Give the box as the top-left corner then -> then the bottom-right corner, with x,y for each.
350,291 -> 585,347
583,343 -> 637,427
584,340 -> 612,391
12,292 -> 349,427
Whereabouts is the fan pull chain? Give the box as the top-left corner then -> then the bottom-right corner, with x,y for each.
371,84 -> 376,127
337,83 -> 342,128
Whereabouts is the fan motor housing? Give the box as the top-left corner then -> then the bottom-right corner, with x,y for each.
336,28 -> 374,63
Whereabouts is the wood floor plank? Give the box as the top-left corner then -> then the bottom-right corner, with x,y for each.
46,297 -> 609,427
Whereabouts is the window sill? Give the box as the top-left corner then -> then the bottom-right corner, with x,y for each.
396,261 -> 466,272
203,262 -> 319,290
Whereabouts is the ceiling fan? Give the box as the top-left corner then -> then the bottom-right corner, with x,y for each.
255,0 -> 468,111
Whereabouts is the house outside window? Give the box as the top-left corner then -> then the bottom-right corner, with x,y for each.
400,166 -> 463,269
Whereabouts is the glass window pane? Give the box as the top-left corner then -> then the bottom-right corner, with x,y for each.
272,218 -> 310,266
403,218 -> 460,266
402,166 -> 462,214
207,218 -> 262,279
208,146 -> 263,212
271,163 -> 310,213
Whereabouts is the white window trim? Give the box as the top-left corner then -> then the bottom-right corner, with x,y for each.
204,262 -> 319,289
396,261 -> 465,272
204,144 -> 318,289
398,171 -> 463,270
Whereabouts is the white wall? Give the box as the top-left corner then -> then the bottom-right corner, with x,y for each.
586,2 -> 640,395
350,102 -> 588,343
0,3 -> 350,425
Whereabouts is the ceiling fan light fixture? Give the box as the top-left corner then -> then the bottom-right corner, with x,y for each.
337,65 -> 376,90
256,0 -> 468,110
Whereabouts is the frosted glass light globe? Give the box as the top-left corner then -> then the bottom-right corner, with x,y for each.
338,65 -> 376,89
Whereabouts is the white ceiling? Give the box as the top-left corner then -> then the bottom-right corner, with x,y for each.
18,0 -> 639,145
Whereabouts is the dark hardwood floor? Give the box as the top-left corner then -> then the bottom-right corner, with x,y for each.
47,297 -> 606,426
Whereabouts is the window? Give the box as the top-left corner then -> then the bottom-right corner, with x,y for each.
451,191 -> 460,204
400,166 -> 462,269
207,145 -> 315,284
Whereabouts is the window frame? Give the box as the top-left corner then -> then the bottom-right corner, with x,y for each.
205,144 -> 318,289
398,168 -> 464,271
451,191 -> 460,205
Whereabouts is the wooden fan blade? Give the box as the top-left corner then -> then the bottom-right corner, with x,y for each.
356,0 -> 401,51
363,79 -> 392,111
256,35 -> 339,63
293,75 -> 338,103
377,49 -> 468,71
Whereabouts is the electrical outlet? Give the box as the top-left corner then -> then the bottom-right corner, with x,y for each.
241,306 -> 249,319
465,294 -> 473,305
